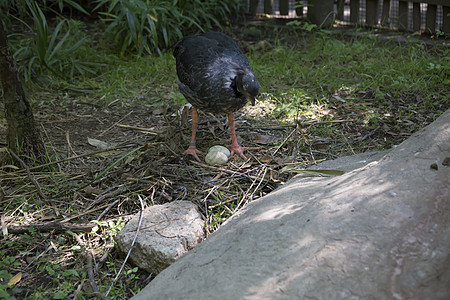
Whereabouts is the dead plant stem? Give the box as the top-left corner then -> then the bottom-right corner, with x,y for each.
106,195 -> 144,297
8,149 -> 55,206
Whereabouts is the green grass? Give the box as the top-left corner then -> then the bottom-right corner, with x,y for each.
85,52 -> 177,104
251,32 -> 448,108
72,28 -> 449,114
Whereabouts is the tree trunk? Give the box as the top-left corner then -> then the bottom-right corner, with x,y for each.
0,18 -> 44,163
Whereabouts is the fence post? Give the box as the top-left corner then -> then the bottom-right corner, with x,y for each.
444,6 -> 450,34
425,4 -> 437,33
337,0 -> 345,21
249,0 -> 259,15
381,0 -> 391,26
398,0 -> 408,30
264,0 -> 273,14
412,3 -> 421,32
366,0 -> 378,26
279,0 -> 289,15
350,0 -> 360,24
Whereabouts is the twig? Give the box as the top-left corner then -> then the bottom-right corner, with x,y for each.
73,233 -> 109,300
238,125 -> 295,131
191,160 -> 277,185
340,129 -> 355,155
208,196 -> 241,209
163,142 -> 178,156
251,166 -> 268,199
237,166 -> 267,211
116,124 -> 161,134
40,124 -> 61,172
75,145 -> 144,193
87,250 -> 108,299
305,119 -> 353,125
8,149 -> 51,205
63,200 -> 127,223
66,131 -> 78,158
105,195 -> 145,297
359,126 -> 380,142
100,111 -> 134,136
273,127 -> 297,156
96,198 -> 121,221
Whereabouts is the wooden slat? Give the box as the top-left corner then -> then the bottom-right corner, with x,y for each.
279,0 -> 289,15
248,0 -> 259,15
381,0 -> 391,26
412,3 -> 421,32
398,1 -> 408,30
366,0 -> 378,26
337,0 -> 345,21
401,0 -> 447,5
443,6 -> 450,34
295,0 -> 304,17
425,4 -> 437,33
308,0 -> 335,27
350,0 -> 360,24
264,0 -> 273,14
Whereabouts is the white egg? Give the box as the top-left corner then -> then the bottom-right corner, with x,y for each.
205,146 -> 230,165
208,145 -> 231,157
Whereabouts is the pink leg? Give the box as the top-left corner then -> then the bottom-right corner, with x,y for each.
227,113 -> 260,160
183,107 -> 204,161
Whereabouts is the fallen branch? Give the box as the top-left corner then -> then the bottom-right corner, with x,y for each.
6,221 -> 95,234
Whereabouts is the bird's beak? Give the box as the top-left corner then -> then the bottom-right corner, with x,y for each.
247,93 -> 256,106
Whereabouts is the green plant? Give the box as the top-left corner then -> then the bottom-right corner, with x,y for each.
0,0 -> 89,19
91,218 -> 126,239
8,2 -> 103,87
0,270 -> 23,299
206,189 -> 244,233
94,0 -> 245,55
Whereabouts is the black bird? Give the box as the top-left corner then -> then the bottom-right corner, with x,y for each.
173,32 -> 260,161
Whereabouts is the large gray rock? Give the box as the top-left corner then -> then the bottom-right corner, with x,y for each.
133,110 -> 450,299
116,200 -> 205,274
307,150 -> 388,172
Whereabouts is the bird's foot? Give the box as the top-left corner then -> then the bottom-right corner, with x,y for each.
183,145 -> 204,162
227,144 -> 260,160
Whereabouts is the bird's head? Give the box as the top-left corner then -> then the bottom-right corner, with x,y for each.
237,73 -> 259,105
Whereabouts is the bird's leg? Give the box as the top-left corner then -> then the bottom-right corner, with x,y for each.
227,113 -> 260,160
183,107 -> 204,161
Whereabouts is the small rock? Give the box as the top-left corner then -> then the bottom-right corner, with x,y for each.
442,157 -> 450,166
116,201 -> 205,274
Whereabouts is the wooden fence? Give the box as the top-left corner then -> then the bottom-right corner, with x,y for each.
248,0 -> 450,34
